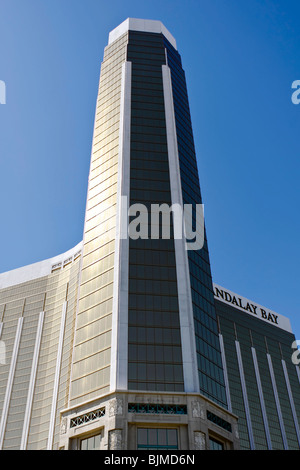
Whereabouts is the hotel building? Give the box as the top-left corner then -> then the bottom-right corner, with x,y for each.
214,284 -> 300,450
0,19 -> 298,451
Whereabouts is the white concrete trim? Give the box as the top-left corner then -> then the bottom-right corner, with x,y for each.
110,61 -> 131,392
109,18 -> 177,50
47,302 -> 67,450
219,334 -> 232,412
0,317 -> 23,449
267,353 -> 288,449
235,340 -> 255,450
20,311 -> 44,450
251,347 -> 272,449
162,64 -> 199,394
281,359 -> 300,446
0,241 -> 83,290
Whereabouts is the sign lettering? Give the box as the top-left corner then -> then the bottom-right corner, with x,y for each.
213,284 -> 290,331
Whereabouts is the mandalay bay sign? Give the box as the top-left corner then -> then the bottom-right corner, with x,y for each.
213,283 -> 292,333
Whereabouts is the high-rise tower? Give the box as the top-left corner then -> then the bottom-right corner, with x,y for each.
0,19 -> 240,451
7,18 -> 300,451
59,18 -> 238,450
70,18 -> 226,404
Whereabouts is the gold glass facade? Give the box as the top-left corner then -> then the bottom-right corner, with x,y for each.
0,251 -> 81,450
69,33 -> 128,406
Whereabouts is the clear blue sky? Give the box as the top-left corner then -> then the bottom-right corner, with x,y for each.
0,0 -> 299,339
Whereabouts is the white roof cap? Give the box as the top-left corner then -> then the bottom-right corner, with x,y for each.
0,241 -> 83,289
108,18 -> 177,50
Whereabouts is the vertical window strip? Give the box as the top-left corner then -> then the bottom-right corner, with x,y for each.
20,311 -> 45,450
267,353 -> 288,450
281,359 -> 300,447
235,340 -> 255,450
162,63 -> 199,394
0,317 -> 24,449
219,334 -> 232,412
47,301 -> 67,450
251,347 -> 272,449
